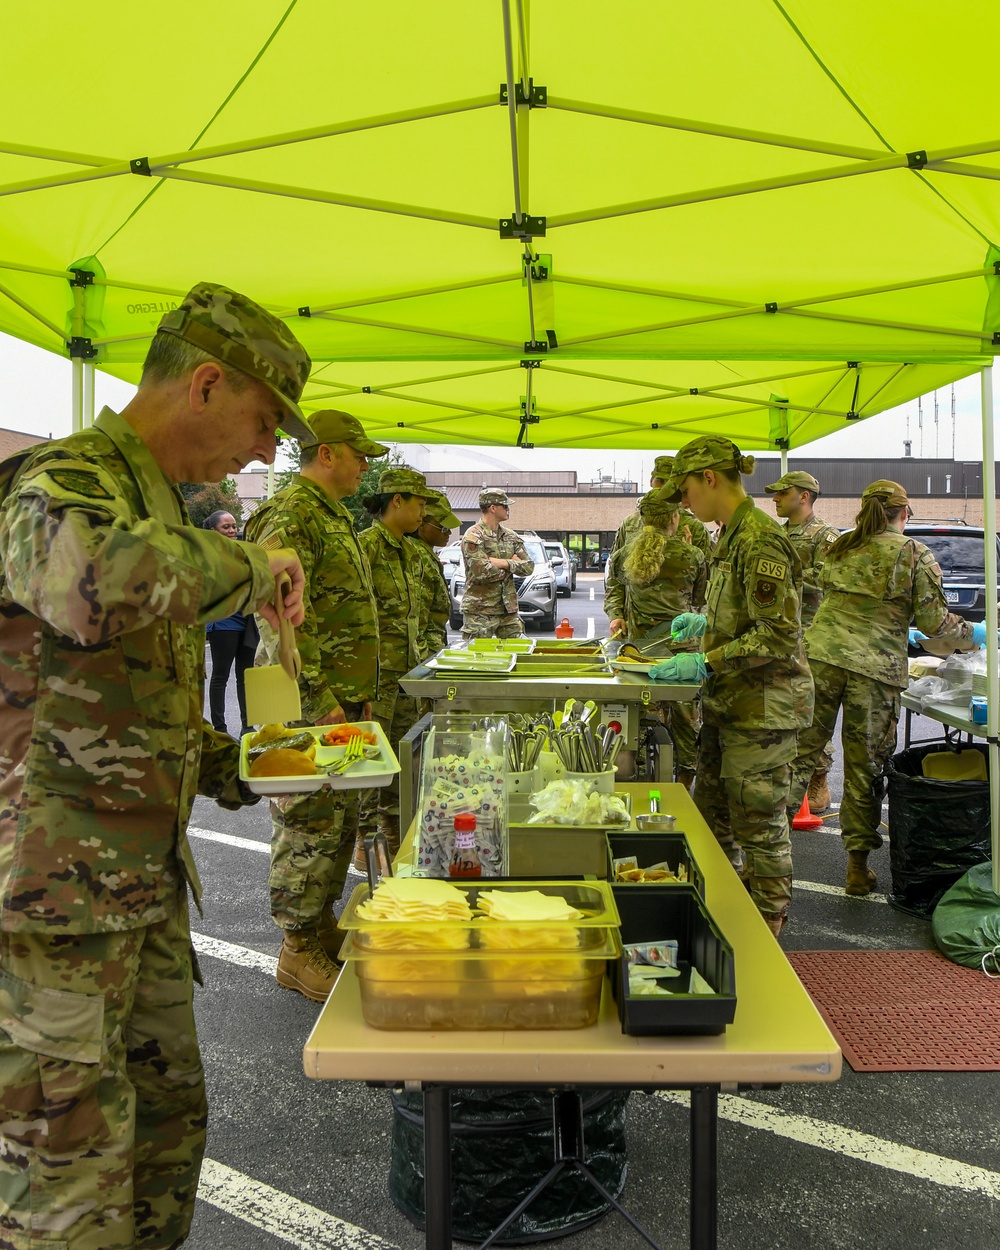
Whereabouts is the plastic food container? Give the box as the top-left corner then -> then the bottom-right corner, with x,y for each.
610,885 -> 736,1036
412,715 -> 509,878
607,832 -> 705,898
239,722 -> 399,795
338,880 -> 621,1031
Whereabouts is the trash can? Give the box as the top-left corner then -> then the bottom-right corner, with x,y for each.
389,1087 -> 629,1242
886,742 -> 993,918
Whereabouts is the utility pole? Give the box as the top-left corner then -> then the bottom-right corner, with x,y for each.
934,389 -> 939,458
951,384 -> 956,461
918,394 -> 924,456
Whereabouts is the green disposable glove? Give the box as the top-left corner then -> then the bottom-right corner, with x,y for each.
649,653 -> 707,683
671,613 -> 707,641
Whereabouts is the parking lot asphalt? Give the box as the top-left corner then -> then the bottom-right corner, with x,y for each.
184,620 -> 1000,1250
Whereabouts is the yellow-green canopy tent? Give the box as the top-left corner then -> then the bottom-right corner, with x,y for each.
1,0 -> 999,451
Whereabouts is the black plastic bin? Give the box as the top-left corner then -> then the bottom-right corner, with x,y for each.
389,1087 -> 629,1243
610,885 -> 736,1036
886,742 -> 993,918
606,831 -> 705,898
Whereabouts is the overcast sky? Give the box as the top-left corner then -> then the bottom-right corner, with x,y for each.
1,331 -> 994,478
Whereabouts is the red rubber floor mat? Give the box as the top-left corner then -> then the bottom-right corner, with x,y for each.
787,949 -> 1000,1072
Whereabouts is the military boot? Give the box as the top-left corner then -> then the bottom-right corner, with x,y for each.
316,910 -> 345,963
845,850 -> 877,896
276,930 -> 339,1002
675,768 -> 697,792
352,833 -> 368,874
807,770 -> 832,814
763,913 -> 787,939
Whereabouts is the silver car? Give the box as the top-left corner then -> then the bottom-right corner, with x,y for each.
449,537 -> 557,631
544,540 -> 576,596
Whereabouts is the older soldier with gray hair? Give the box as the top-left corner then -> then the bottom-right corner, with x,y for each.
0,281 -> 310,1248
245,409 -> 387,1002
460,488 -> 534,639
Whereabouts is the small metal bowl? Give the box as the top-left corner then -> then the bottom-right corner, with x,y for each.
635,812 -> 677,831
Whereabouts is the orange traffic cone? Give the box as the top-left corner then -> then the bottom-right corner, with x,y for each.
791,794 -> 823,830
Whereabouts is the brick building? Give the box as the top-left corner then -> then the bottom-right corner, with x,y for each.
424,458 -> 998,568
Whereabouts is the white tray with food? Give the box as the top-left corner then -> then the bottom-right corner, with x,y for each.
239,722 -> 399,795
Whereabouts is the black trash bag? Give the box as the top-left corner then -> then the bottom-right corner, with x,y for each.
389,1087 -> 629,1243
886,743 -> 992,918
932,862 -> 1000,970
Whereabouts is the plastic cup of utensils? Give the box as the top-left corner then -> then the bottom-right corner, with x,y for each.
507,768 -> 540,795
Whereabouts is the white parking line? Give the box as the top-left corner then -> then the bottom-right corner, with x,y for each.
198,1158 -> 397,1249
658,1092 -> 1000,1201
794,879 -> 888,904
193,931 -> 278,974
589,585 -> 595,601
189,826 -> 269,853
586,616 -> 595,639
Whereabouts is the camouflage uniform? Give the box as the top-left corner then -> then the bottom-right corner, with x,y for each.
605,515 -> 707,775
784,513 -> 840,779
789,527 -> 975,853
0,406 -> 275,1249
245,476 -> 380,930
359,519 -> 426,844
681,494 -> 813,922
413,538 -> 450,659
460,518 -> 533,640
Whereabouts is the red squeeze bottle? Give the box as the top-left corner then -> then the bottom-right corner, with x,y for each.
449,813 -> 481,878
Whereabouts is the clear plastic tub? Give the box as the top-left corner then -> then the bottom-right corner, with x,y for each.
338,880 -> 621,1030
412,714 -> 509,877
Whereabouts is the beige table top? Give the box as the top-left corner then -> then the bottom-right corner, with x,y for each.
304,784 -> 841,1087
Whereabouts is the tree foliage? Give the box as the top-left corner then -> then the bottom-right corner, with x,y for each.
180,478 -> 244,529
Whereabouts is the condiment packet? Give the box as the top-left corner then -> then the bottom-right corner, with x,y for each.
625,940 -> 679,968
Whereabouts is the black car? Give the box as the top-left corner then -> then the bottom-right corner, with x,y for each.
904,524 -> 1000,623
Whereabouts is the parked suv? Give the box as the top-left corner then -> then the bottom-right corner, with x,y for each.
904,524 -> 1000,622
438,542 -> 463,587
544,540 -> 576,596
449,536 -> 558,631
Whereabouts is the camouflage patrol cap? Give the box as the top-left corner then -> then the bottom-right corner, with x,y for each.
378,466 -> 435,498
157,281 -> 315,443
308,409 -> 388,457
423,489 -> 460,530
765,470 -> 821,495
479,488 -> 510,509
663,435 -> 754,501
652,455 -> 674,482
638,485 -> 679,523
862,479 -> 910,507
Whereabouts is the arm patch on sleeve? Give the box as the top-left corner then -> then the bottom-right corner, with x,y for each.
44,468 -> 114,500
752,578 -> 778,608
755,557 -> 787,580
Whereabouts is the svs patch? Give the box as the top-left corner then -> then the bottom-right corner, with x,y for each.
752,578 -> 778,608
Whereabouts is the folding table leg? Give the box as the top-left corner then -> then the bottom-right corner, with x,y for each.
423,1085 -> 452,1250
690,1085 -> 718,1250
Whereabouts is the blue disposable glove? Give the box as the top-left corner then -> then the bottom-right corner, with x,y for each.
649,653 -> 707,683
908,627 -> 927,646
971,621 -> 988,648
671,613 -> 707,641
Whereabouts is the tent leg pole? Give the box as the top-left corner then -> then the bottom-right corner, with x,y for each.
71,358 -> 83,433
83,359 -> 95,427
980,365 -> 999,894
780,447 -> 788,475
